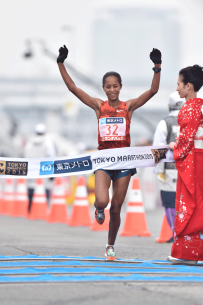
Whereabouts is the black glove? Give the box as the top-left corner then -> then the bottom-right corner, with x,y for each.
57,45 -> 68,63
150,48 -> 162,64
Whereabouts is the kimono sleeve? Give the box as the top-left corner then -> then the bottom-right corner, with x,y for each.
174,102 -> 202,161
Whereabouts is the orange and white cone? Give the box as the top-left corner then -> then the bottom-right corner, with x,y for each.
47,177 -> 69,224
120,177 -> 151,237
63,176 -> 71,200
0,179 -> 4,214
155,214 -> 173,243
29,178 -> 48,220
69,176 -> 91,226
2,178 -> 15,215
91,189 -> 111,231
10,179 -> 29,218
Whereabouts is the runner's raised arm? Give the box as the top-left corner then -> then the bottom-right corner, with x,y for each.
57,45 -> 102,115
127,48 -> 162,117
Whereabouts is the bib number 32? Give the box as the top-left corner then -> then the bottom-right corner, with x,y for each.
106,124 -> 118,135
99,117 -> 126,141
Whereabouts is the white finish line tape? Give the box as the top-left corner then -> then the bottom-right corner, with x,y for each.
0,145 -> 174,179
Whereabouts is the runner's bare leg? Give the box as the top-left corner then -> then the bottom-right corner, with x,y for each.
108,174 -> 131,245
94,170 -> 111,210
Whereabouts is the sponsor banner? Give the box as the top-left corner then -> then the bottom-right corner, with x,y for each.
54,156 -> 92,174
0,161 -> 28,176
151,148 -> 168,164
0,145 -> 174,178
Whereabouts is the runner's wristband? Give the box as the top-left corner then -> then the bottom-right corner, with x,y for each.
152,67 -> 161,73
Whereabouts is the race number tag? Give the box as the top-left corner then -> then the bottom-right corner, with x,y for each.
99,117 -> 126,141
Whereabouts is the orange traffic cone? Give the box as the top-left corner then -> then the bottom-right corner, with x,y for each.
63,177 -> 71,200
0,179 -> 4,214
120,177 -> 151,237
47,177 -> 69,224
2,179 -> 15,215
155,214 -> 173,243
91,189 -> 111,231
10,179 -> 28,218
29,178 -> 47,220
69,176 -> 91,226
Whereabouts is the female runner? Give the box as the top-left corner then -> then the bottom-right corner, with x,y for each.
168,65 -> 203,265
57,46 -> 162,260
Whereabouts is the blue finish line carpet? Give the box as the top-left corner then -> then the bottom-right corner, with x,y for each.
0,256 -> 203,282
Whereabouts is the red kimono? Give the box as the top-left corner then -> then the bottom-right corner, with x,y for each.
171,98 -> 203,260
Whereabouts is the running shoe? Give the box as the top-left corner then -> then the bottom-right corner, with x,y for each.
105,246 -> 117,261
167,256 -> 197,265
95,209 -> 105,225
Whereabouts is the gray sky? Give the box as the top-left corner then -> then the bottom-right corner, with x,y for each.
0,0 -> 202,78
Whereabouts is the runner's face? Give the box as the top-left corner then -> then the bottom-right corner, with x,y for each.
176,75 -> 191,98
103,76 -> 122,101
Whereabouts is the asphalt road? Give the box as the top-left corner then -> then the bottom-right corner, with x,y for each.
0,208 -> 202,305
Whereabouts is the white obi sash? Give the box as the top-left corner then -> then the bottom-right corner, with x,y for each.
194,126 -> 203,149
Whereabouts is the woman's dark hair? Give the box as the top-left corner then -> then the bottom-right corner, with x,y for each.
179,65 -> 203,92
102,71 -> 122,86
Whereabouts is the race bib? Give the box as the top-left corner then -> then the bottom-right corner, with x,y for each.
99,117 -> 126,141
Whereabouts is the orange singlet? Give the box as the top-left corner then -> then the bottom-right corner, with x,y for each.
98,101 -> 131,150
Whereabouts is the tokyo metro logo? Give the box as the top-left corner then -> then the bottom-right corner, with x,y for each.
42,165 -> 52,171
39,161 -> 54,175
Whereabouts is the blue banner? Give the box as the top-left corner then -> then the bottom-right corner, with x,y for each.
54,156 -> 92,174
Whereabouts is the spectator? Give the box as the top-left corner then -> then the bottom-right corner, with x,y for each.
24,123 -> 56,212
153,92 -> 184,242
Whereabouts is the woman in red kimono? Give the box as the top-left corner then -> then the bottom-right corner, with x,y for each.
168,65 -> 203,264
